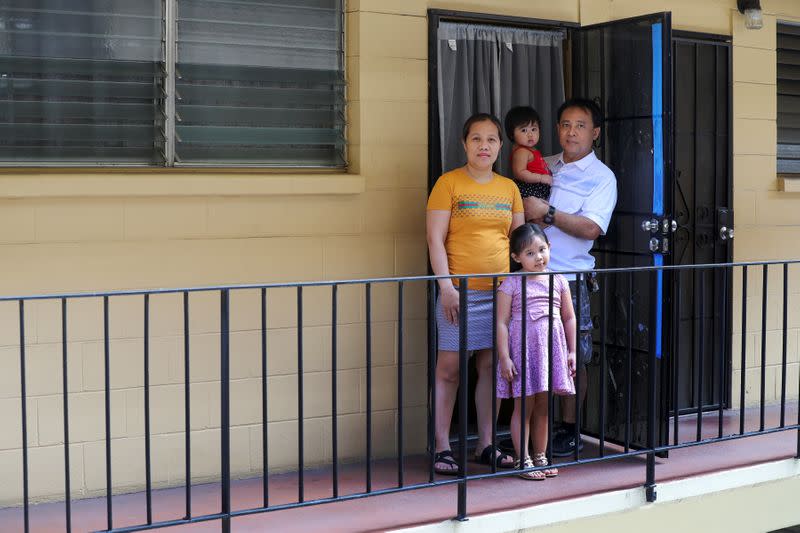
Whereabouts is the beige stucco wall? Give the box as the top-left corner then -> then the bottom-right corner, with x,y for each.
0,0 -> 799,507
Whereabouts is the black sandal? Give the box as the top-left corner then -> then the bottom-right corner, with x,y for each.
433,450 -> 460,476
474,445 -> 514,469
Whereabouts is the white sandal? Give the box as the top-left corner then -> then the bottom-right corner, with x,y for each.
515,457 -> 546,481
533,452 -> 558,477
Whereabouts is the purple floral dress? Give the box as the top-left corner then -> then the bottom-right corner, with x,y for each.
496,273 -> 575,398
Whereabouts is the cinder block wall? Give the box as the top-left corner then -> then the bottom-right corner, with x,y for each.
1,0 -> 800,507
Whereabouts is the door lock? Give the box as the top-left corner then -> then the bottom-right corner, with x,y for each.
642,218 -> 659,232
649,237 -> 659,251
720,226 -> 734,240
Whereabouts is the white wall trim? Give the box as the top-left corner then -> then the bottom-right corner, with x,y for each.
393,458 -> 800,533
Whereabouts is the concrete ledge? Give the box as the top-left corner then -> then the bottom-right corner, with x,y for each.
0,173 -> 366,198
395,458 -> 800,533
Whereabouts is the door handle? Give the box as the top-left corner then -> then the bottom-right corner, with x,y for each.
720,226 -> 734,240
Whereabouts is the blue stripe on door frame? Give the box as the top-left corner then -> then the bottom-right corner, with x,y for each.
652,22 -> 664,359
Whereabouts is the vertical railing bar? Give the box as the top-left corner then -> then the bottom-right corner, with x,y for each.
520,274 -> 527,472
760,265 -> 768,432
625,272 -> 633,452
397,281 -> 404,488
740,265 -> 748,435
697,269 -> 705,442
547,274 -> 554,464
61,298 -> 72,533
491,277 -> 498,475
427,279 -> 436,484
103,295 -> 113,531
456,279 -> 468,521
780,263 -> 788,428
599,275 -> 607,456
331,284 -> 339,498
365,283 -> 372,493
574,273 -> 582,462
261,288 -> 269,507
718,266 -> 727,438
18,301 -> 29,533
297,286 -> 305,503
144,294 -> 153,525
220,290 -> 231,533
645,269 -> 657,503
183,291 -> 191,519
673,270 -> 681,446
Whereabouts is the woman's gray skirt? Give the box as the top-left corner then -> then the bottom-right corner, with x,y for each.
435,289 -> 494,352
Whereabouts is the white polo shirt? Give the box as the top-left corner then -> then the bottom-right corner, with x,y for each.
543,151 -> 617,279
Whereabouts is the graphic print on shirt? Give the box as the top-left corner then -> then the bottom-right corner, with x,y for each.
450,194 -> 513,219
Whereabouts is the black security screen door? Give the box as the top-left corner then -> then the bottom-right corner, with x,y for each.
572,13 -> 673,449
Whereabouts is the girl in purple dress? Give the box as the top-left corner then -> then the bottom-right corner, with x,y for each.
496,223 -> 577,480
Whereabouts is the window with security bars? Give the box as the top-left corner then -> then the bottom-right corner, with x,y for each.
0,0 -> 346,168
778,22 -> 800,174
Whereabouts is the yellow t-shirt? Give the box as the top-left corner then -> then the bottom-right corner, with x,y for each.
427,168 -> 523,290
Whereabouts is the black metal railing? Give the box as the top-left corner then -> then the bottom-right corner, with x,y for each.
3,260 -> 800,532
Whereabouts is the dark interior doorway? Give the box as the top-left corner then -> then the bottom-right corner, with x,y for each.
670,33 -> 733,415
427,13 -> 733,446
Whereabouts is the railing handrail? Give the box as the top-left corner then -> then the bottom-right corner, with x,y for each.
2,258 -> 799,302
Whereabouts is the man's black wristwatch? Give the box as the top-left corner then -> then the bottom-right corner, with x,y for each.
543,205 -> 556,225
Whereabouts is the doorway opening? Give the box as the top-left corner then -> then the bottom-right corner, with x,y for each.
427,11 -> 733,450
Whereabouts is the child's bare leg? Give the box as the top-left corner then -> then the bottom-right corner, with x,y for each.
531,392 -> 557,476
530,392 -> 549,455
510,396 -> 536,460
511,396 -> 544,480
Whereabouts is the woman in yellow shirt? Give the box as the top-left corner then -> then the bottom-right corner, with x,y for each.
427,113 -> 525,474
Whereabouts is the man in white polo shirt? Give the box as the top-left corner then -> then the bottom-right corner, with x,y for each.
524,97 -> 617,456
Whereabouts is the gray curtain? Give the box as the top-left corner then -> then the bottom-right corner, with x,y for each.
437,23 -> 565,177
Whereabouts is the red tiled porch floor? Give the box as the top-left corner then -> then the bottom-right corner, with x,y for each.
2,404 -> 798,533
